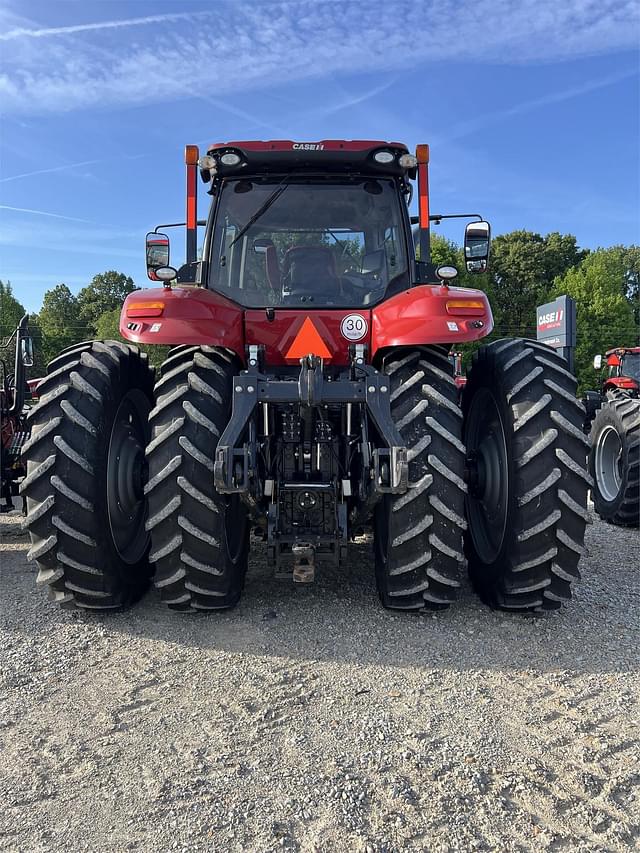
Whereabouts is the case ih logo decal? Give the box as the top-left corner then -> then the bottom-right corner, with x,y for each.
292,143 -> 325,151
537,308 -> 564,331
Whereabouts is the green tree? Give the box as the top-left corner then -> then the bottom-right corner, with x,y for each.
0,279 -> 25,335
38,284 -> 86,364
542,232 -> 589,284
550,246 -> 638,393
78,270 -> 138,334
93,307 -> 123,340
620,245 -> 640,326
489,230 -> 586,338
429,234 -> 459,267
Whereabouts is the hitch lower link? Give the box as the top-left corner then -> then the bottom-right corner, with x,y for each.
213,355 -> 408,495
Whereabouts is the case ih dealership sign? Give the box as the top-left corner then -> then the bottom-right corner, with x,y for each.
536,294 -> 576,371
536,295 -> 576,349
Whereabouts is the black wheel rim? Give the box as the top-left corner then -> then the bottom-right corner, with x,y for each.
107,390 -> 150,564
465,387 -> 509,564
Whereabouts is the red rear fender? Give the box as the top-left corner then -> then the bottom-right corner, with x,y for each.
119,284 -> 493,366
120,287 -> 245,356
371,285 -> 493,358
605,377 -> 639,393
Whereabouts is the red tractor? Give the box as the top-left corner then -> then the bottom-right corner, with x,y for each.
587,347 -> 639,526
22,141 -> 589,612
1,315 -> 35,512
448,350 -> 466,397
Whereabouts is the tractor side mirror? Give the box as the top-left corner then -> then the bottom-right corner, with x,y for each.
464,220 -> 491,273
146,232 -> 170,281
20,336 -> 34,367
593,354 -> 603,370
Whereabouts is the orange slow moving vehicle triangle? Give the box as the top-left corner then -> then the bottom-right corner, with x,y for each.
285,316 -> 333,361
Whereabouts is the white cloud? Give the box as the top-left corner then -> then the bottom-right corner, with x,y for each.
0,1 -> 637,115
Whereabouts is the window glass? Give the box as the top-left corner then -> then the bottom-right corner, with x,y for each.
208,179 -> 408,307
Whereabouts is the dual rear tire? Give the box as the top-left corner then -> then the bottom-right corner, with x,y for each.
375,340 -> 589,612
22,341 -> 154,609
461,339 -> 589,610
22,342 -> 248,612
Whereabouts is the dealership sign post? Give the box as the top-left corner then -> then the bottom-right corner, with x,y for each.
536,295 -> 577,373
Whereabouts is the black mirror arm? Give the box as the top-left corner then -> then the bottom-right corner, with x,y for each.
410,213 -> 484,226
153,221 -> 206,231
9,314 -> 29,416
429,213 -> 483,224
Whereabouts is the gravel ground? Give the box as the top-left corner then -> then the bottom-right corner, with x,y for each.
1,501 -> 639,853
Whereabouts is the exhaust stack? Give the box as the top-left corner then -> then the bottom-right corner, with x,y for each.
184,144 -> 199,264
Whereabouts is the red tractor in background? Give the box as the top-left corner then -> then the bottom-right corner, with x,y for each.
1,315 -> 35,512
448,350 -> 466,397
22,140 -> 589,613
586,346 -> 639,527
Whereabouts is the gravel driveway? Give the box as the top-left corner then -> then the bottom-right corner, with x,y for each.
1,503 -> 638,852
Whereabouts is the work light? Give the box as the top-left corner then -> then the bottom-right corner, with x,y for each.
220,152 -> 242,166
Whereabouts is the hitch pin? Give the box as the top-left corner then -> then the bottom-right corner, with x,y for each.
262,402 -> 269,436
346,402 -> 352,436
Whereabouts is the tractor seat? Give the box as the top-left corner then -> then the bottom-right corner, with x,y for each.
282,246 -> 341,298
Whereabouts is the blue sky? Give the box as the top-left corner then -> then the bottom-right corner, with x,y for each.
1,0 -> 638,313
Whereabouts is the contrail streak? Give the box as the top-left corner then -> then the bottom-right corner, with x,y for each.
0,11 -> 210,41
0,205 -> 94,223
0,160 -> 103,183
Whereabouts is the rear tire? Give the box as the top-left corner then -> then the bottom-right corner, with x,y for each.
374,347 -> 466,610
21,341 -> 154,610
589,390 -> 640,527
145,346 -> 249,611
462,339 -> 589,611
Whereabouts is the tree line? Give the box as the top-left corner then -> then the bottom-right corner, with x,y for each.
1,232 -> 638,393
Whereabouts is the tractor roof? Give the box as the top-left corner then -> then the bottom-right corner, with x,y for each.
203,139 -> 413,179
606,346 -> 640,357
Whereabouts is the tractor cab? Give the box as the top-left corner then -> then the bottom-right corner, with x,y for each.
594,347 -> 640,396
141,141 -> 493,299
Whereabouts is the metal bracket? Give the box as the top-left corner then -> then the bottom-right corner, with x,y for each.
214,360 -> 409,495
298,354 -> 324,406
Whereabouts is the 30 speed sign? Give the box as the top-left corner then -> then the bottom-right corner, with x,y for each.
340,314 -> 368,341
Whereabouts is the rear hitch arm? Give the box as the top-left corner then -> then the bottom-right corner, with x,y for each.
214,356 -> 408,495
